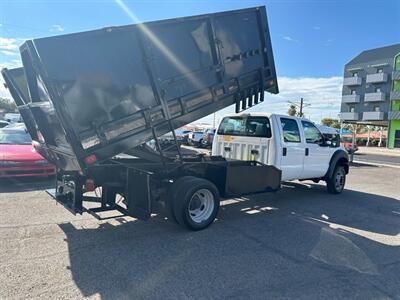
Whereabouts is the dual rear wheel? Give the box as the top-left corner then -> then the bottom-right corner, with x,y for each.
168,176 -> 220,231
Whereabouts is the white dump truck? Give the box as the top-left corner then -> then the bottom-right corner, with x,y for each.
212,113 -> 349,194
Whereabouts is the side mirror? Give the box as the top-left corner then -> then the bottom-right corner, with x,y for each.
319,139 -> 331,147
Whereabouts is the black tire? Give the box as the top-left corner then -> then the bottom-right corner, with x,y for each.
167,176 -> 198,223
326,164 -> 346,194
170,176 -> 220,231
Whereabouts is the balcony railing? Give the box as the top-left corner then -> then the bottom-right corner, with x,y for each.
364,92 -> 386,102
362,111 -> 385,121
342,94 -> 360,103
389,111 -> 400,120
392,71 -> 400,80
343,77 -> 362,86
366,73 -> 388,83
340,112 -> 359,121
391,90 -> 400,100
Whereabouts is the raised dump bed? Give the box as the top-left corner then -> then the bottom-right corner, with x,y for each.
2,6 -> 281,230
5,6 -> 277,170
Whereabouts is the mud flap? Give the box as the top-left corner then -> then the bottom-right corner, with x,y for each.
126,168 -> 152,220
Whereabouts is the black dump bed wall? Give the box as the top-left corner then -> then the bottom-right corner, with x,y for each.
6,6 -> 278,170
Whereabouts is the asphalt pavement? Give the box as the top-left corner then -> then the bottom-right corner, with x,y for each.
0,165 -> 399,299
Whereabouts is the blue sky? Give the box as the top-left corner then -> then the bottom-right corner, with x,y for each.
1,0 -> 399,123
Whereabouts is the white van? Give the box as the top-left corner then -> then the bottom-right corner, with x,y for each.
212,113 -> 349,193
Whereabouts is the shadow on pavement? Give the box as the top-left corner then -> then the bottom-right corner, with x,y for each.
59,182 -> 400,299
0,176 -> 55,193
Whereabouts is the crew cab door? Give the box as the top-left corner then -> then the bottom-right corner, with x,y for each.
299,120 -> 331,179
278,117 -> 304,181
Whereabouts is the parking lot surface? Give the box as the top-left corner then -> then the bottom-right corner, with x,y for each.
0,164 -> 399,299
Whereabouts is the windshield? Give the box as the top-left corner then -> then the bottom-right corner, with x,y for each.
0,129 -> 32,145
217,116 -> 271,138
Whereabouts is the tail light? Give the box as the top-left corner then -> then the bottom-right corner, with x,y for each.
85,155 -> 97,165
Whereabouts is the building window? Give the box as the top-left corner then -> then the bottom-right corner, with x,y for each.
349,105 -> 355,112
352,72 -> 358,77
351,89 -> 356,95
375,87 -> 381,93
394,80 -> 400,92
396,56 -> 400,71
377,68 -> 383,73
374,106 -> 380,112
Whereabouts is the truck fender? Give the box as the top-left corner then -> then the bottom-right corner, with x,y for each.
324,149 -> 349,180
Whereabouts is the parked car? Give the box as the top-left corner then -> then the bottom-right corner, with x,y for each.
341,135 -> 358,154
188,131 -> 205,147
0,128 -> 55,178
317,125 -> 340,148
212,113 -> 349,194
4,113 -> 23,123
200,129 -> 216,148
0,120 -> 10,128
178,130 -> 192,145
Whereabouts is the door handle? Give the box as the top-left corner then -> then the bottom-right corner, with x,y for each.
305,148 -> 309,156
282,147 -> 287,156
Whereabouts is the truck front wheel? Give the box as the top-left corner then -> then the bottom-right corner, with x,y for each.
170,176 -> 220,231
326,165 -> 346,194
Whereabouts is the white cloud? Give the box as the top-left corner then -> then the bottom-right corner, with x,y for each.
196,76 -> 343,126
51,24 -> 64,32
313,26 -> 321,30
281,35 -> 298,43
2,50 -> 17,56
324,39 -> 334,46
0,37 -> 18,50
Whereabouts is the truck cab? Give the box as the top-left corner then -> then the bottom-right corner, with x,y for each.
212,113 -> 349,193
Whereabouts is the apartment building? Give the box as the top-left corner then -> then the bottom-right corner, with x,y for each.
340,44 -> 400,148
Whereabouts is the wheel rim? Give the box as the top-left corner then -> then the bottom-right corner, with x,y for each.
188,189 -> 214,223
334,168 -> 345,191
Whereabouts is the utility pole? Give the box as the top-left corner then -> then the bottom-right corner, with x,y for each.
299,98 -> 304,117
288,98 -> 311,117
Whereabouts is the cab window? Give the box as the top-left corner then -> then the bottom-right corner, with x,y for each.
217,116 -> 271,138
246,117 -> 271,138
280,118 -> 301,143
217,117 -> 246,136
301,121 -> 324,144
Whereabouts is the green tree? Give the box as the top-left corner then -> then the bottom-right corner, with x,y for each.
321,118 -> 340,129
0,97 -> 17,113
287,104 -> 297,116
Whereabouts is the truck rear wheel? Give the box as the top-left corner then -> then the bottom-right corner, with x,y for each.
170,176 -> 220,231
326,165 -> 346,194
